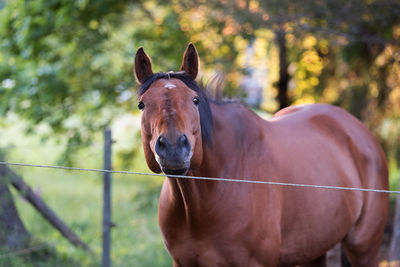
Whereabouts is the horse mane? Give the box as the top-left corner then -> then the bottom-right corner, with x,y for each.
138,72 -> 214,147
202,72 -> 240,105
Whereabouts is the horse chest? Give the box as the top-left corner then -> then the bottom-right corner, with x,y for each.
164,233 -> 264,267
159,180 -> 282,265
160,209 -> 281,266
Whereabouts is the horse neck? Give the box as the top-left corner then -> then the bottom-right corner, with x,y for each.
163,103 -> 258,223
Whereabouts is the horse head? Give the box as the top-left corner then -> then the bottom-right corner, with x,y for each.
134,44 -> 212,176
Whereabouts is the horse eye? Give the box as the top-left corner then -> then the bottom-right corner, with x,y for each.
138,101 -> 145,110
193,96 -> 200,106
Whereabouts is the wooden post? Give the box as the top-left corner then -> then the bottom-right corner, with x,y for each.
102,128 -> 112,267
390,183 -> 400,261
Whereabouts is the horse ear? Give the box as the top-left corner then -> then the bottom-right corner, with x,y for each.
134,47 -> 154,84
180,43 -> 199,80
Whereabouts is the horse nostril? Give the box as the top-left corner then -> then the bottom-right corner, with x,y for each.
156,135 -> 168,157
178,134 -> 191,151
179,134 -> 186,144
158,136 -> 166,147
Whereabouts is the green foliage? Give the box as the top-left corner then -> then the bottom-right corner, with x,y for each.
0,0 -> 191,163
0,0 -> 130,155
132,6 -> 190,70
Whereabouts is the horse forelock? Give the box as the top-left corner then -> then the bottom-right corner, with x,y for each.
139,72 -> 213,147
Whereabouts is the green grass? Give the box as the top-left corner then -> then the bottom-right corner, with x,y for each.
4,168 -> 170,266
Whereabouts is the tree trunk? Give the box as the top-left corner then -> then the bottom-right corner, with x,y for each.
390,183 -> 400,261
0,168 -> 30,250
275,28 -> 289,110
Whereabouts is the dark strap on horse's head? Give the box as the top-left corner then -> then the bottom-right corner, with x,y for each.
139,71 -> 191,95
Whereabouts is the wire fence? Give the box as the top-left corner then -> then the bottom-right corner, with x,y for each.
1,157 -> 399,265
1,161 -> 399,194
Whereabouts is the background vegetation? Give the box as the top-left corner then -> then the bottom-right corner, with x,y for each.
0,0 -> 399,265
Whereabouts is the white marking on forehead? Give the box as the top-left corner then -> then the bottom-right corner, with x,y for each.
164,83 -> 176,89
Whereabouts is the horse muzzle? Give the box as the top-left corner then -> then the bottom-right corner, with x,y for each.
155,134 -> 192,176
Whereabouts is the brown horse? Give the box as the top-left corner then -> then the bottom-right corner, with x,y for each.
134,43 -> 389,267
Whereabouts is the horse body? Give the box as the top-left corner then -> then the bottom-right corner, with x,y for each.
158,102 -> 388,266
134,44 -> 389,267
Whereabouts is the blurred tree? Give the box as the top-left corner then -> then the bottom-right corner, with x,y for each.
1,0 -> 399,158
0,0 -> 193,164
275,28 -> 289,109
179,0 -> 400,110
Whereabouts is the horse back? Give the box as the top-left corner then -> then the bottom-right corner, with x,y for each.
271,103 -> 388,190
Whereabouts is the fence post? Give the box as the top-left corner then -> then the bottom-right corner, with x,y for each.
102,128 -> 112,267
